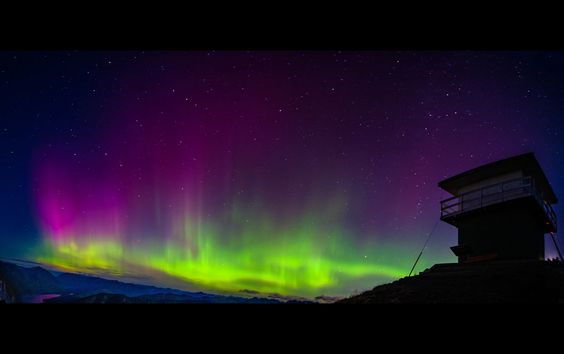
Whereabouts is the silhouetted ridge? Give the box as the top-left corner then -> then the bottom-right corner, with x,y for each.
337,260 -> 564,303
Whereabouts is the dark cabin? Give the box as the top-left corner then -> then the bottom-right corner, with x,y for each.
439,153 -> 558,263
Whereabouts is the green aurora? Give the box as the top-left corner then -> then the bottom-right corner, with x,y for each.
32,200 -> 444,298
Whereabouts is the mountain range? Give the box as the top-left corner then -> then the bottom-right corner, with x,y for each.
0,260 -> 313,304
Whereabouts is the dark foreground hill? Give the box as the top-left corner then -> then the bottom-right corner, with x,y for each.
337,260 -> 564,303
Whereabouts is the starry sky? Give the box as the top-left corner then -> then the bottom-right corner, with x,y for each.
1,51 -> 563,298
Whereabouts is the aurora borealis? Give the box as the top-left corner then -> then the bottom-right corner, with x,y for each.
1,51 -> 564,298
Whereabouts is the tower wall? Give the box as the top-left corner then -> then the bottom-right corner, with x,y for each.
456,198 -> 545,263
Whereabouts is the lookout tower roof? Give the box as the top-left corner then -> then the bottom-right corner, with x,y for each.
438,153 -> 558,204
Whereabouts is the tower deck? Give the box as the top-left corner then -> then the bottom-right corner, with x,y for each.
440,176 -> 557,233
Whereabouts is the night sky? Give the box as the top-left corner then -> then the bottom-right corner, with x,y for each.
1,51 -> 563,298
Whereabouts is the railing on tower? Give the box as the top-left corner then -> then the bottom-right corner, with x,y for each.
440,176 -> 557,231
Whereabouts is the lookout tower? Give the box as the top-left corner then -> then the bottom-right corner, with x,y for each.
439,153 -> 558,263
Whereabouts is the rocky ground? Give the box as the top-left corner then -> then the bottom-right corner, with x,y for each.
337,260 -> 564,304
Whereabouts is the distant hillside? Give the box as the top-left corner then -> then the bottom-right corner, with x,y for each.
0,261 -> 61,298
56,272 -> 189,297
337,260 -> 564,303
0,260 -> 187,299
45,292 -> 291,304
0,260 -> 314,303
